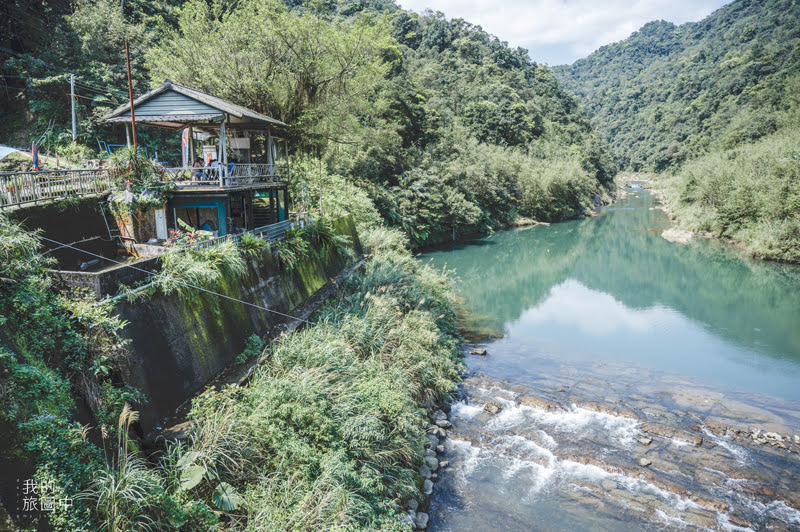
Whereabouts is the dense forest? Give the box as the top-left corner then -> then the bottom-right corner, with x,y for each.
554,0 -> 800,172
1,0 -> 616,247
555,0 -> 800,262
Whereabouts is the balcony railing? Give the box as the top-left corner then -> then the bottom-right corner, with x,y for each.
0,169 -> 111,210
0,163 -> 287,210
161,163 -> 289,188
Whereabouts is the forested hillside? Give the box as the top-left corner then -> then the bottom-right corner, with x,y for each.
554,0 -> 800,263
554,0 -> 800,171
1,0 -> 616,246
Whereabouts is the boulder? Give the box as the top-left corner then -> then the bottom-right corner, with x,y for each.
426,434 -> 439,449
401,512 -> 415,529
423,479 -> 433,495
414,512 -> 429,530
638,457 -> 652,467
418,465 -> 432,479
435,418 -> 452,429
439,460 -> 450,469
469,348 -> 488,356
425,456 -> 439,471
436,444 -> 445,454
661,228 -> 693,244
433,409 -> 447,421
406,499 -> 419,512
484,403 -> 502,415
637,436 -> 653,446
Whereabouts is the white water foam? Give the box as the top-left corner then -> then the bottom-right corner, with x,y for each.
701,428 -> 751,465
671,437 -> 692,448
449,430 -> 707,519
486,400 -> 640,446
655,508 -> 696,529
447,438 -> 482,480
716,513 -> 755,532
450,401 -> 484,420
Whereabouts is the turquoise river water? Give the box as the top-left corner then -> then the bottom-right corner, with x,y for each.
421,185 -> 800,531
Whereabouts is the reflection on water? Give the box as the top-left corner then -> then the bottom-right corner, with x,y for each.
420,187 -> 800,531
422,187 -> 800,400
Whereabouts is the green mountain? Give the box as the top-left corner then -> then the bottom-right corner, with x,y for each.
554,0 -> 800,171
2,0 -> 615,246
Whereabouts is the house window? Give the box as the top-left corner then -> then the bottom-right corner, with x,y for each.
174,207 -> 220,234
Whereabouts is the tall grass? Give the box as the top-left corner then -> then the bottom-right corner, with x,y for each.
660,126 -> 800,262
168,225 -> 461,530
157,240 -> 248,297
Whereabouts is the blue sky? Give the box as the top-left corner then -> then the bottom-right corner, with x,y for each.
396,0 -> 732,65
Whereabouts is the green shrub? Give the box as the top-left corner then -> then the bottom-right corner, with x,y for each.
659,125 -> 800,262
238,232 -> 267,263
157,240 -> 247,298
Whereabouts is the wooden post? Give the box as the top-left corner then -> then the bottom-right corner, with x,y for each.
125,41 -> 137,153
188,126 -> 194,163
222,117 -> 228,176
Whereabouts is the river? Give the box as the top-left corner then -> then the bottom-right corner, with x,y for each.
420,185 -> 800,531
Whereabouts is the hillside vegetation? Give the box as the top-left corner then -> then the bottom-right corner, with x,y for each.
2,0 -> 616,247
555,0 -> 800,262
555,0 -> 800,172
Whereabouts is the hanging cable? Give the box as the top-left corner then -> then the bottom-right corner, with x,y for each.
18,228 -> 313,325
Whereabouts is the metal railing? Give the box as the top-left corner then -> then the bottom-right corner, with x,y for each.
0,169 -> 111,209
161,163 -> 288,188
193,213 -> 310,250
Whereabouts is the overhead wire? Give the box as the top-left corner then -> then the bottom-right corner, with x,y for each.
0,47 -> 125,96
18,228 -> 313,326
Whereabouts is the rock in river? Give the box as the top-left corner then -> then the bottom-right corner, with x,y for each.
484,403 -> 503,415
661,228 -> 693,244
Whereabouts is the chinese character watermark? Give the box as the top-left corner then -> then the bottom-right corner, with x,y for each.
16,478 -> 74,519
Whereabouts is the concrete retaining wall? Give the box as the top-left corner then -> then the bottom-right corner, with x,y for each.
117,216 -> 362,429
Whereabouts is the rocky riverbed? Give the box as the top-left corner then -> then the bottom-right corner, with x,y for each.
429,372 -> 800,531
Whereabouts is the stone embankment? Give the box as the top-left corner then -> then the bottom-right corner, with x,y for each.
402,406 -> 453,530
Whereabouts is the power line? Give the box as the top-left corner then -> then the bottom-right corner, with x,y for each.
0,47 -> 124,96
19,229 -> 313,325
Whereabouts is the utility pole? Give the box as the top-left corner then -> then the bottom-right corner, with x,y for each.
70,74 -> 77,141
125,40 -> 137,153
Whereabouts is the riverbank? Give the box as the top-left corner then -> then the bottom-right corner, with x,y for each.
639,128 -> 800,264
152,225 -> 463,530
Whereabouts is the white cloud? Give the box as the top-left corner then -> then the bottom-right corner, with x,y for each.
396,0 -> 732,64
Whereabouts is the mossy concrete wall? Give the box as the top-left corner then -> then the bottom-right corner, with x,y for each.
117,216 -> 361,430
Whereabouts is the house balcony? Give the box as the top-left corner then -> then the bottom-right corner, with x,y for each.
160,163 -> 289,190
